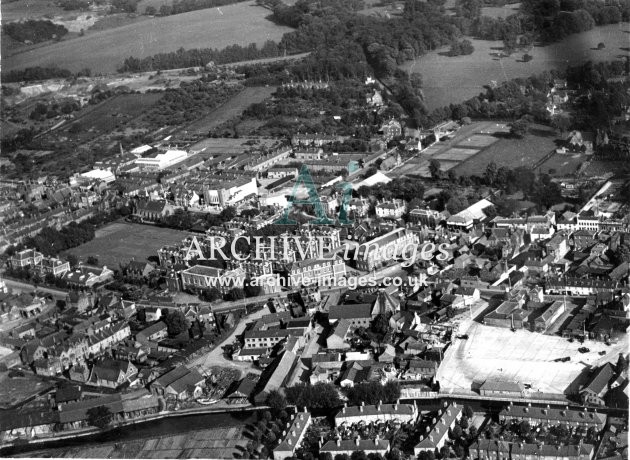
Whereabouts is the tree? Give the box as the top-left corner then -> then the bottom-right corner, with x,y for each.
66,253 -> 78,267
519,420 -> 531,436
429,159 -> 441,179
469,425 -> 478,440
145,5 -> 156,14
351,452 -> 368,460
523,53 -> 533,62
86,405 -> 113,429
266,390 -> 287,414
371,313 -> 389,335
440,446 -> 450,458
285,382 -> 341,410
86,255 -> 99,265
597,42 -> 605,49
244,278 -> 262,298
163,309 -> 188,336
451,424 -> 463,439
509,118 -> 530,138
463,405 -> 474,419
200,287 -> 222,302
227,287 -> 246,301
56,299 -> 67,311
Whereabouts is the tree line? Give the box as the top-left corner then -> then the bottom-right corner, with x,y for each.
143,0 -> 247,16
118,42 -> 283,73
4,20 -> 68,44
4,66 -> 91,83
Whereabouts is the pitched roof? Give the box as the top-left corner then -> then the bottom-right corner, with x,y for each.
480,380 -> 524,393
500,404 -> 607,425
581,362 -> 615,396
329,304 -> 372,320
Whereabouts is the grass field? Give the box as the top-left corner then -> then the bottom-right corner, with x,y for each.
481,2 -> 521,18
185,86 -> 275,135
2,1 -> 292,74
434,147 -> 479,161
60,93 -> 162,140
452,124 -> 558,176
401,23 -> 630,110
438,322 -> 629,395
64,222 -> 191,267
539,152 -> 588,176
1,0 -> 69,22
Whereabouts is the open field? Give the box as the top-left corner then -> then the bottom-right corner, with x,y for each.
60,93 -> 162,140
1,0 -> 70,22
402,23 -> 630,110
0,373 -> 55,409
481,2 -> 521,18
2,1 -> 292,74
438,322 -> 629,395
64,222 -> 191,267
539,152 -> 589,176
185,86 -> 275,135
434,147 -> 479,161
452,124 -> 558,176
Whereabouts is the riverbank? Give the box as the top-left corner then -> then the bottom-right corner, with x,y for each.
0,404 -> 263,456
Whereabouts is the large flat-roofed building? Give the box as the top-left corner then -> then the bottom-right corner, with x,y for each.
203,177 -> 257,208
78,168 -> 116,184
135,150 -> 188,171
356,228 -> 417,271
447,199 -> 494,231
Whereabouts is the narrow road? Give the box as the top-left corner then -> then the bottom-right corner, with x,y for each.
1,277 -> 69,300
188,305 -> 271,376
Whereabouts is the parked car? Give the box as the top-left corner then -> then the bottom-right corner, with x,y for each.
578,347 -> 590,353
555,356 -> 571,362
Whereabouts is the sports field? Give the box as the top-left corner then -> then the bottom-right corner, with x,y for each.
438,322 -> 629,395
2,1 -> 292,74
452,124 -> 558,175
64,222 -> 191,268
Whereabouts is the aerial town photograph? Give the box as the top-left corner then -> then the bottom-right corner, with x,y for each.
0,0 -> 629,458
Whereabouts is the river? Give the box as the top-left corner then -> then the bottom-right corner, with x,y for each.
0,409 -> 258,457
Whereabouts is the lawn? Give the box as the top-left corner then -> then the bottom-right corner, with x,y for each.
186,86 -> 275,135
539,152 -> 588,176
481,2 -> 521,19
401,23 -> 630,110
2,1 -> 293,74
64,222 -> 191,268
452,124 -> 559,176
